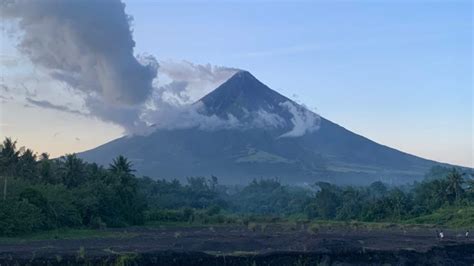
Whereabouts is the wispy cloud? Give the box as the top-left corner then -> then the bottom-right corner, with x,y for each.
0,55 -> 20,67
26,98 -> 87,116
158,60 -> 240,102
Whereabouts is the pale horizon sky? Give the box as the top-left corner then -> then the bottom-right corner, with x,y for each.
0,0 -> 472,167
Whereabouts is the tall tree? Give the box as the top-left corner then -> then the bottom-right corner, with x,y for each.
109,155 -> 135,186
109,155 -> 133,175
466,178 -> 474,200
38,153 -> 56,184
60,154 -> 85,188
313,182 -> 341,219
0,137 -> 21,200
18,148 -> 38,182
446,168 -> 464,204
109,155 -> 144,225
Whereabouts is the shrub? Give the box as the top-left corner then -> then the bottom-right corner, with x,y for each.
206,205 -> 221,216
146,209 -> 185,222
0,199 -> 45,236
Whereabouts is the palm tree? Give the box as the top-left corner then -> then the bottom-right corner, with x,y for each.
465,177 -> 474,201
0,137 -> 20,174
39,153 -> 49,161
431,179 -> 448,208
60,154 -> 85,188
0,137 -> 21,200
18,148 -> 38,182
109,156 -> 139,223
109,155 -> 136,189
109,155 -> 134,175
38,153 -> 56,184
446,168 -> 464,204
389,188 -> 407,221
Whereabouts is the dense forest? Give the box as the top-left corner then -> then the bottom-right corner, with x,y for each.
0,137 -> 473,236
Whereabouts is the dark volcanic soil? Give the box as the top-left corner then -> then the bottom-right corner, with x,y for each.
1,225 -> 473,265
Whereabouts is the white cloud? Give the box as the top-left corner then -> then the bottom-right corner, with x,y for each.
279,101 -> 320,138
158,60 -> 240,102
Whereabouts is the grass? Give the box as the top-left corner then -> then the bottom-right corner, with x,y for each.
146,217 -> 443,232
205,250 -> 259,257
235,149 -> 292,164
404,206 -> 474,228
76,246 -> 86,260
115,252 -> 139,266
0,228 -> 138,244
304,220 -> 440,231
103,249 -> 140,266
3,209 -> 471,244
145,220 -> 236,228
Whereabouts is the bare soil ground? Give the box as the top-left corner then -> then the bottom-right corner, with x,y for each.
0,225 -> 473,265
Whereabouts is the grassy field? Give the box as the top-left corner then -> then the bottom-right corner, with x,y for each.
404,206 -> 474,228
2,208 -> 472,244
0,228 -> 138,244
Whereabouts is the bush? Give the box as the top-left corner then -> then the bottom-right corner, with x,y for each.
206,205 -> 221,216
183,207 -> 195,222
146,209 -> 186,222
0,199 -> 45,236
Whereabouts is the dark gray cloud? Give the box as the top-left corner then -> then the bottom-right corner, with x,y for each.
26,97 -> 86,116
0,84 -> 11,93
84,95 -> 148,134
1,0 -> 158,106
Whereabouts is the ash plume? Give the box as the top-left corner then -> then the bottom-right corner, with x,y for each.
1,0 -> 158,106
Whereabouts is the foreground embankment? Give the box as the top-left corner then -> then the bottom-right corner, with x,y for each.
1,225 -> 473,265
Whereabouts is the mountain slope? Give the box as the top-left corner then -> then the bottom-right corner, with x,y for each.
79,71 -> 444,185
199,71 -> 290,118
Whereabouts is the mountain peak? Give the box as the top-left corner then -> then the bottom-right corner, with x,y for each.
197,70 -> 290,117
228,70 -> 257,82
210,70 -> 265,96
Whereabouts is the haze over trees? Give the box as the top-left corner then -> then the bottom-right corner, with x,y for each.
0,137 -> 472,236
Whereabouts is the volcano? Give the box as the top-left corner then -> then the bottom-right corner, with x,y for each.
79,71 -> 444,185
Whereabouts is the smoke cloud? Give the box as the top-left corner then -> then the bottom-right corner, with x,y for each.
158,60 -> 240,103
278,101 -> 320,138
252,109 -> 287,129
1,0 -> 158,106
141,102 -> 241,132
137,62 -> 241,133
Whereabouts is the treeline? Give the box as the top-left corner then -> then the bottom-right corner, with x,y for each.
1,137 -> 473,236
141,172 -> 474,224
139,178 -> 313,224
0,138 -> 145,236
304,176 -> 473,221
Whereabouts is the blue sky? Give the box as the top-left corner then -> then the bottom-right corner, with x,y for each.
1,0 -> 472,167
124,0 -> 472,166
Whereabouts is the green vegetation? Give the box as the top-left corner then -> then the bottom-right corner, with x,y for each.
0,137 -> 473,237
405,206 -> 474,228
0,228 -> 136,243
0,137 -> 145,236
